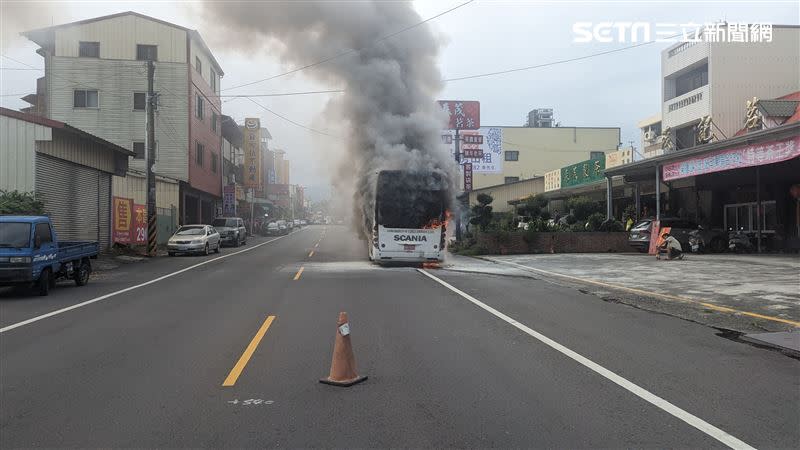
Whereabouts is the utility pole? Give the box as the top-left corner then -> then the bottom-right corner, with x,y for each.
146,60 -> 158,256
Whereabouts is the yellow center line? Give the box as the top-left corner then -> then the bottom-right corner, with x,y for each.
308,250 -> 315,258
293,266 -> 305,280
222,315 -> 276,387
489,258 -> 800,328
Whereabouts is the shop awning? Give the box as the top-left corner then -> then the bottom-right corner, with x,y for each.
605,122 -> 800,182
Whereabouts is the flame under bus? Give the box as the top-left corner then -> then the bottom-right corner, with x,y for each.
369,170 -> 448,263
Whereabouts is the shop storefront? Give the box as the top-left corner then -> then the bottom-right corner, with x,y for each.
606,122 -> 800,252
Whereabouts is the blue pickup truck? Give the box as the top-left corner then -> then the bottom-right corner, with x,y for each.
0,216 -> 99,296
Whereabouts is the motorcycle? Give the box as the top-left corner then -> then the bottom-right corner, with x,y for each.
689,226 -> 705,253
728,227 -> 754,253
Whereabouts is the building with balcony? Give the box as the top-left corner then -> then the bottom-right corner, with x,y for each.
661,25 -> 799,150
22,11 -> 225,225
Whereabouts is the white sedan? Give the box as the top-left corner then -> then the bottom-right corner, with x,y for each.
167,225 -> 221,256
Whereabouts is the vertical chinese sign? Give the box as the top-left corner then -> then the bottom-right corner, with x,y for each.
223,185 -> 237,216
133,204 -> 147,244
242,118 -> 263,195
112,197 -> 133,243
463,163 -> 473,191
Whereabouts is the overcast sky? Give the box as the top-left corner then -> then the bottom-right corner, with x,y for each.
1,1 -> 797,201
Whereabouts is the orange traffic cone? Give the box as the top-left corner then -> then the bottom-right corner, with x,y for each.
319,312 -> 367,387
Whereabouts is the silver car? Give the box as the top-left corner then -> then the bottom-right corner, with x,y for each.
167,225 -> 221,256
212,217 -> 247,247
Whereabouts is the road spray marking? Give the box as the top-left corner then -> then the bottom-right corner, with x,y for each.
418,269 -> 756,450
293,266 -> 305,280
222,315 -> 275,387
227,399 -> 274,406
485,257 -> 800,328
0,230 -> 305,334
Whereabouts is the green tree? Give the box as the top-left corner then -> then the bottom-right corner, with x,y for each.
518,194 -> 549,219
566,196 -> 601,221
469,193 -> 494,231
0,190 -> 45,215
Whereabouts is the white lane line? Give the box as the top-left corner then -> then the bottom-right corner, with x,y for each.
417,269 -> 755,450
0,230 -> 305,334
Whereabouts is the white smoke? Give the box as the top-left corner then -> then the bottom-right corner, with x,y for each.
198,1 -> 456,238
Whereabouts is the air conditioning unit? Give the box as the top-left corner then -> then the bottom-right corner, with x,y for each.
644,130 -> 656,142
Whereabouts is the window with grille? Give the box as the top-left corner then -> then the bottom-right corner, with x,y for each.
74,90 -> 98,108
136,44 -> 158,61
196,142 -> 205,166
79,41 -> 99,57
196,94 -> 204,120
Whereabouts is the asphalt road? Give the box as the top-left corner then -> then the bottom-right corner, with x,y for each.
1,225 -> 798,448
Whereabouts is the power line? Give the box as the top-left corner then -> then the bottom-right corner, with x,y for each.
221,0 -> 475,92
213,89 -> 344,98
444,33 -> 681,82
245,96 -> 341,139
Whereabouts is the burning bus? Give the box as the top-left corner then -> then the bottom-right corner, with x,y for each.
368,170 -> 449,263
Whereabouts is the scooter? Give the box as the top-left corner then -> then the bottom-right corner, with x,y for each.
728,227 -> 754,253
689,227 -> 705,253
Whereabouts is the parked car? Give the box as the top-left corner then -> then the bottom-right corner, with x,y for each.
266,222 -> 281,236
212,217 -> 247,247
167,225 -> 220,256
628,217 -> 699,252
300,219 -> 308,226
294,219 -> 302,228
276,220 -> 289,234
0,215 -> 99,296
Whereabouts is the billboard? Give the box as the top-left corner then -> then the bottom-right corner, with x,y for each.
463,163 -> 473,191
112,197 -> 133,243
544,169 -> 561,192
662,135 -> 800,181
242,118 -> 263,192
438,100 -> 480,130
112,198 -> 146,244
442,127 -> 503,174
605,148 -> 632,169
223,185 -> 237,216
561,158 -> 605,188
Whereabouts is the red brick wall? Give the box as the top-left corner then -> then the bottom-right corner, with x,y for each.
188,68 -> 222,197
476,232 -> 633,254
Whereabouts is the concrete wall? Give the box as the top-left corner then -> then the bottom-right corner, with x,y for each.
53,14 -> 187,63
661,26 -> 800,138
0,115 -> 51,192
476,231 -> 632,254
472,127 -> 620,189
709,26 -> 800,138
188,62 -> 222,197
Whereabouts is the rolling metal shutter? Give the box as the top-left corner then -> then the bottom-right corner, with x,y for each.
35,154 -> 111,250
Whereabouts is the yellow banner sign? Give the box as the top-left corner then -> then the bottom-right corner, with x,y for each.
242,118 -> 262,192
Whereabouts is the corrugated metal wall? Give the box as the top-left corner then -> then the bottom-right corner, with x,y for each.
36,154 -> 111,249
54,15 -> 187,63
36,129 -> 116,173
469,177 -> 546,213
0,115 -> 51,192
46,56 -> 189,183
111,173 -> 180,209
